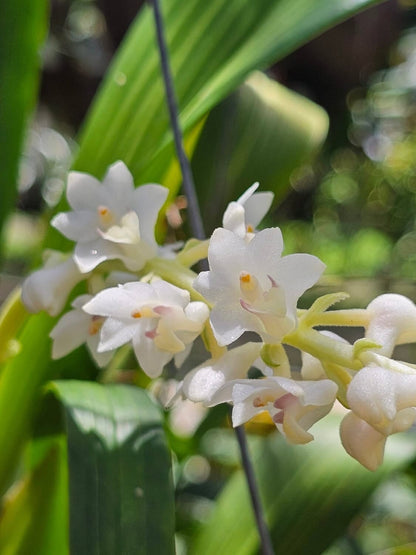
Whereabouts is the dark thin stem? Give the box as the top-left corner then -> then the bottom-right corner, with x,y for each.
234,425 -> 275,555
150,1 -> 273,552
150,0 -> 205,240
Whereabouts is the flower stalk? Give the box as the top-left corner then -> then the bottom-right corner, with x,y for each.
234,424 -> 275,555
149,0 -> 205,241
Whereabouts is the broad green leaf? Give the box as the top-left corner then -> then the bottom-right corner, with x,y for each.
46,381 -> 175,555
0,438 -> 68,555
72,0 -> 382,188
192,71 -> 329,231
193,418 -> 416,555
0,308 -> 98,496
0,0 -> 47,250
0,312 -> 54,496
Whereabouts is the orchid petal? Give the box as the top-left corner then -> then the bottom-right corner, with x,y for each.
102,160 -> 135,199
274,253 -> 326,321
51,211 -> 99,242
222,183 -> 273,238
83,286 -> 139,319
99,318 -> 138,351
340,411 -> 386,471
210,301 -> 257,345
132,332 -> 172,378
366,294 -> 416,356
182,342 -> 262,404
347,365 -> 416,435
50,309 -> 91,358
66,171 -> 103,210
21,256 -> 85,316
243,191 -> 273,229
222,202 -> 246,238
131,184 -> 168,245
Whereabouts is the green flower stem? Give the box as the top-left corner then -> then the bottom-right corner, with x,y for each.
144,256 -> 210,304
203,321 -> 226,359
284,326 -> 362,373
303,308 -> 369,328
176,239 -> 210,267
322,362 -> 352,406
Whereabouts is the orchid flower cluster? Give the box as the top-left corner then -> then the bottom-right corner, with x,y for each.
22,161 -> 416,471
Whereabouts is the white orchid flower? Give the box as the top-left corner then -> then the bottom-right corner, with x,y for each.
365,294 -> 416,356
340,411 -> 387,471
211,376 -> 338,444
21,252 -> 86,316
50,294 -> 112,367
193,227 -> 325,346
180,342 -> 264,405
51,161 -> 168,273
222,183 -> 273,240
82,280 -> 209,378
346,365 -> 416,435
340,364 -> 416,470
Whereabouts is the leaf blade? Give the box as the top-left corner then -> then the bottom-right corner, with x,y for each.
0,0 -> 48,247
72,0 -> 382,188
48,381 -> 175,555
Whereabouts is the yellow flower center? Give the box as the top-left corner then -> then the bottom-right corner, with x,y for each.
240,272 -> 258,292
131,306 -> 157,319
97,205 -> 114,226
88,316 -> 103,336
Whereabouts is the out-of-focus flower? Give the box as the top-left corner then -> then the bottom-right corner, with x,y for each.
211,376 -> 338,444
83,280 -> 209,377
51,161 -> 168,272
222,182 -> 273,240
21,252 -> 86,316
194,227 -> 325,345
50,294 -> 112,367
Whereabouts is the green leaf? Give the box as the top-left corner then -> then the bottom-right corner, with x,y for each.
0,383 -> 174,554
0,437 -> 68,555
0,312 -> 55,496
72,0 -> 382,189
192,71 -> 329,231
0,309 -> 97,497
45,381 -> 175,555
0,0 -> 47,250
0,287 -> 27,364
193,418 -> 416,555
